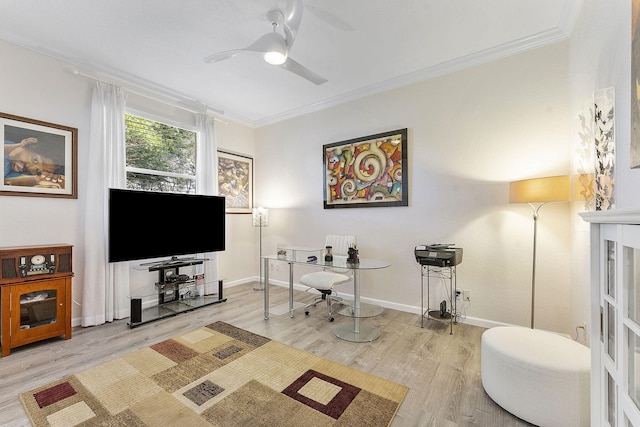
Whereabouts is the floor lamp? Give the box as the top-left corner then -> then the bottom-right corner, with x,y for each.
253,207 -> 269,291
509,175 -> 570,329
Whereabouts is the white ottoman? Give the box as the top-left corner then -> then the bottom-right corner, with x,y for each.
481,326 -> 590,427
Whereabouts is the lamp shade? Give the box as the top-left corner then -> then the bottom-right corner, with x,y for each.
252,207 -> 269,227
509,175 -> 571,203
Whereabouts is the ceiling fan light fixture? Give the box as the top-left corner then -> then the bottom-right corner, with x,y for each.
264,50 -> 287,65
261,31 -> 288,65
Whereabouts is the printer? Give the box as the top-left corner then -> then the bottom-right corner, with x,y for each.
414,244 -> 463,267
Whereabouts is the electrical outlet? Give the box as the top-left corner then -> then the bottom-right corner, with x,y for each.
463,290 -> 470,301
576,322 -> 587,341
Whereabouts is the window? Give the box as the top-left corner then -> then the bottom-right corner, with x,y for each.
124,113 -> 197,193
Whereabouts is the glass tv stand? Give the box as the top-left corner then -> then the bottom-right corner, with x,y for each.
128,258 -> 226,328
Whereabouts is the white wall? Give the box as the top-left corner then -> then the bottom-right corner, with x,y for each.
255,42 -> 577,335
215,120 -> 257,284
0,40 -> 256,324
0,40 -> 91,323
4,0 -> 633,340
570,1 -> 637,211
565,1 -> 639,346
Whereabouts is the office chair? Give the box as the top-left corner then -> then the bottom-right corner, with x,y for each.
300,235 -> 356,322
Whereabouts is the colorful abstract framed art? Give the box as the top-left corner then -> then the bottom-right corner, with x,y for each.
217,150 -> 253,213
323,128 -> 408,209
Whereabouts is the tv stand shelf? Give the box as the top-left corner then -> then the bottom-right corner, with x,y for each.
129,258 -> 226,328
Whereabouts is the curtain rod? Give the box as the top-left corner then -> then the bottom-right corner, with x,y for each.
72,69 -> 227,123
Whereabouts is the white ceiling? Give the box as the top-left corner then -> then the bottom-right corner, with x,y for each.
0,0 -> 581,127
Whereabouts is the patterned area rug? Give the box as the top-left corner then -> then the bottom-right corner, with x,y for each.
21,321 -> 408,426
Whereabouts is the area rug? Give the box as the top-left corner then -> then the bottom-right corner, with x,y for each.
20,321 -> 408,426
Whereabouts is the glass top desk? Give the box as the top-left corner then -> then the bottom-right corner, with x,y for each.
262,252 -> 390,342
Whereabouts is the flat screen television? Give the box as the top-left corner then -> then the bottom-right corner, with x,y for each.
108,188 -> 225,263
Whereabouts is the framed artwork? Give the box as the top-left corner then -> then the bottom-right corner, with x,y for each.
1,112 -> 77,198
594,87 -> 615,210
632,0 -> 640,168
323,128 -> 408,209
217,150 -> 253,213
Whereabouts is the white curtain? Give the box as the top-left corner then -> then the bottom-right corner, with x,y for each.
196,114 -> 217,195
196,114 -> 219,290
82,82 -> 130,326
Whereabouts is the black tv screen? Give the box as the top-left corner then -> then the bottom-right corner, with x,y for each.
109,188 -> 225,263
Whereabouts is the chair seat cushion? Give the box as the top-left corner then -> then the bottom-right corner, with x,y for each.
299,271 -> 350,290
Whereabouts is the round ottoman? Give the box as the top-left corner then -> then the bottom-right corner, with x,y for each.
481,326 -> 590,427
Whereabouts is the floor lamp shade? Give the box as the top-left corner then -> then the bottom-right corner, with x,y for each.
509,175 -> 570,329
509,176 -> 571,204
252,207 -> 269,227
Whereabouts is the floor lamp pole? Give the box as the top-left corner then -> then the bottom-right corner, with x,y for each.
253,224 -> 264,291
258,224 -> 264,290
529,202 -> 547,329
253,208 -> 268,291
510,175 -> 570,330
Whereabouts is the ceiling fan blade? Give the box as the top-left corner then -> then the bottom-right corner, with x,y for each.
284,0 -> 304,45
203,50 -> 242,64
204,32 -> 285,64
306,5 -> 355,31
279,57 -> 327,85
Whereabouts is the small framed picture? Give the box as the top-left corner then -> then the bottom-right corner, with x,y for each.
1,112 -> 77,198
217,150 -> 253,213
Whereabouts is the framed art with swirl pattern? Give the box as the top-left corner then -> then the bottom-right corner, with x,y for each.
323,128 -> 408,209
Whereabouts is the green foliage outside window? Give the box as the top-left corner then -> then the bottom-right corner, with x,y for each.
125,114 -> 197,193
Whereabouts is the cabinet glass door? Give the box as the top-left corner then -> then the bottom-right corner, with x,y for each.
608,370 -> 617,426
621,224 -> 640,424
604,237 -> 617,363
607,301 -> 617,362
608,239 -> 616,298
19,289 -> 58,330
627,329 -> 640,411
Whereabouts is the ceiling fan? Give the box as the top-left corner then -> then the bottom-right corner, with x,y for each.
203,0 -> 327,85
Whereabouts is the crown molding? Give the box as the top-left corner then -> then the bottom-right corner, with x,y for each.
1,0 -> 584,130
253,23 -> 576,128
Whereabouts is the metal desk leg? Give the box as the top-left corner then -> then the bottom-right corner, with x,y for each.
263,258 -> 270,320
449,267 -> 453,335
353,270 -> 360,333
421,265 -> 424,328
333,270 -> 380,342
289,262 -> 294,318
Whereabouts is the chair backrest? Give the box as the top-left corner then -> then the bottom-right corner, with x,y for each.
324,235 -> 357,262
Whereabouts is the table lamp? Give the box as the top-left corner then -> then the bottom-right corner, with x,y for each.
509,175 -> 570,328
252,207 -> 269,291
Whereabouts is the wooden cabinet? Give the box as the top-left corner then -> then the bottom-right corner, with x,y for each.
0,244 -> 73,356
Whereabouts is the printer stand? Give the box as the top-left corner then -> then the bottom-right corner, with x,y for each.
421,264 -> 457,334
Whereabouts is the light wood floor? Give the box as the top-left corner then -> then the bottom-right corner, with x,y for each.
0,282 -> 532,426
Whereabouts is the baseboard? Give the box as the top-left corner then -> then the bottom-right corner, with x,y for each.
71,276 -> 515,329
256,276 -> 515,330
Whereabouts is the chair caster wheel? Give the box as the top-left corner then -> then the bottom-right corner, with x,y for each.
329,317 -> 334,322
305,311 -> 309,315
